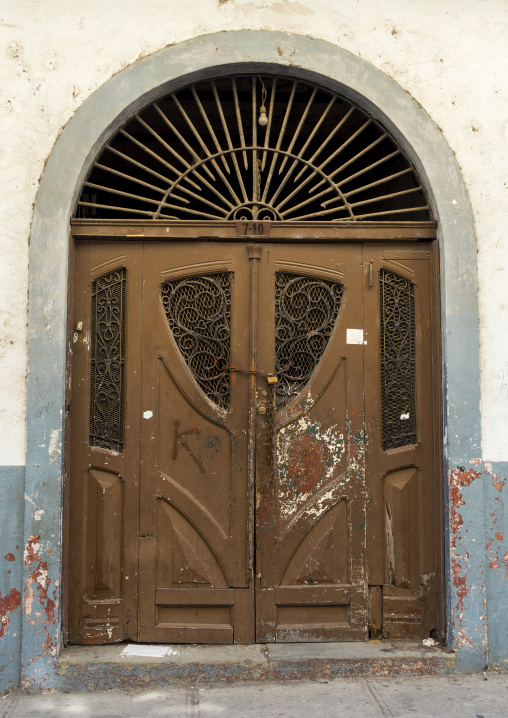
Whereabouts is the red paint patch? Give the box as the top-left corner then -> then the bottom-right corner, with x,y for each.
495,532 -> 504,542
4,553 -> 15,562
0,588 -> 21,638
257,496 -> 275,529
286,432 -> 327,495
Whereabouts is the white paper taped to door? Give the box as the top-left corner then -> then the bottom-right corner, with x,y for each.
347,328 -> 364,345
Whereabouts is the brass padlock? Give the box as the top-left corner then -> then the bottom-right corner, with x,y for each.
266,375 -> 278,384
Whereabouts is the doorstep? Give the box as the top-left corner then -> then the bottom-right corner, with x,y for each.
55,641 -> 455,691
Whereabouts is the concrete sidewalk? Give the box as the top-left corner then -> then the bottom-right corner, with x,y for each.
2,673 -> 508,717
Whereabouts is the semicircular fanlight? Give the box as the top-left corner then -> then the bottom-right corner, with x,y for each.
75,75 -> 431,222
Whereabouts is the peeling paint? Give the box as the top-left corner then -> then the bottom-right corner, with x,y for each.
0,588 -> 21,638
23,534 -> 58,657
448,466 -> 482,649
48,428 -> 61,463
277,417 -> 345,518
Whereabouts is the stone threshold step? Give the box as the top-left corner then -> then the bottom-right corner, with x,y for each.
53,641 -> 455,691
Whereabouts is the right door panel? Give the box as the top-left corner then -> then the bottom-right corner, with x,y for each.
364,244 -> 436,639
255,244 -> 368,642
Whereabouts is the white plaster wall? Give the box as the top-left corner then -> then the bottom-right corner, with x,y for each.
1,0 -> 507,464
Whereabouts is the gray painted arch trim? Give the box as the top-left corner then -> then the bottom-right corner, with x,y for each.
26,31 -> 482,682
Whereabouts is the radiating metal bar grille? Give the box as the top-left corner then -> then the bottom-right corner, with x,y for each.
89,268 -> 126,451
75,76 -> 431,223
275,273 -> 343,408
161,273 -> 232,410
380,269 -> 417,450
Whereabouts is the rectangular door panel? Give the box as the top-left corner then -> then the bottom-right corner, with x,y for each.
255,244 -> 368,642
364,244 -> 436,639
69,242 -> 143,644
138,243 -> 254,643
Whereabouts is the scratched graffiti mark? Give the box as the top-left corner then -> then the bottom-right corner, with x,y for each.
172,420 -> 205,474
24,535 -> 58,657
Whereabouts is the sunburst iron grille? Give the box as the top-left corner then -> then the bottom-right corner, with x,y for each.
380,269 -> 417,450
75,75 -> 431,223
275,273 -> 343,408
89,268 -> 126,451
161,273 -> 231,410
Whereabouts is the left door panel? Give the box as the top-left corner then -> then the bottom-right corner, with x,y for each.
69,242 -> 143,643
137,242 -> 254,644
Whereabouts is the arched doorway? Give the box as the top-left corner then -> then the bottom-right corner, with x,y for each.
68,73 -> 440,644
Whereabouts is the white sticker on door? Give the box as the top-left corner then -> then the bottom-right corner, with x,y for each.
347,328 -> 364,345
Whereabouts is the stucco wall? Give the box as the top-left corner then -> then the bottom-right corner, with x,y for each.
1,0 -> 507,690
1,0 -> 507,465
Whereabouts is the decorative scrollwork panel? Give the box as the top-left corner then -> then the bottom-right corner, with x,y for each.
380,269 -> 417,450
75,75 -> 431,223
161,273 -> 231,410
89,268 -> 126,451
275,273 -> 343,408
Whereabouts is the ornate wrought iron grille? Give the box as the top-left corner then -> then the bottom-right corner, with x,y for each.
380,269 -> 417,450
275,273 -> 343,408
75,75 -> 431,223
161,273 -> 232,410
89,268 -> 126,451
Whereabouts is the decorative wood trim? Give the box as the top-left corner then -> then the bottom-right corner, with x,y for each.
71,219 -> 437,242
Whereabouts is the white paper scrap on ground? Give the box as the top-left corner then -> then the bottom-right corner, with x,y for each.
120,644 -> 178,657
347,328 -> 364,345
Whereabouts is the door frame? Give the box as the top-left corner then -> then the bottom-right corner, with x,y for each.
25,32 -> 483,687
68,223 -> 442,646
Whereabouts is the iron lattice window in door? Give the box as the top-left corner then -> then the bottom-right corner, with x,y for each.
89,268 -> 126,451
161,273 -> 232,410
75,75 -> 431,223
274,273 -> 343,408
380,269 -> 417,450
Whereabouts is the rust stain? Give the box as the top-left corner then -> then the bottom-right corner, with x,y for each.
24,534 -> 58,657
0,587 -> 21,638
4,553 -> 15,561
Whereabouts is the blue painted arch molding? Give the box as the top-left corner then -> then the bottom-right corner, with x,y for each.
24,31 -> 483,686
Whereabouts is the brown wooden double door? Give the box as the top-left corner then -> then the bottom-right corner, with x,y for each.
69,238 -> 437,644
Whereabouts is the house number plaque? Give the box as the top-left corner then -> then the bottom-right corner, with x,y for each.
236,221 -> 271,238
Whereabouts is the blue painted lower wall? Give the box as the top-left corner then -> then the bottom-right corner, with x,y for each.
2,460 -> 508,690
0,466 -> 24,692
484,461 -> 508,669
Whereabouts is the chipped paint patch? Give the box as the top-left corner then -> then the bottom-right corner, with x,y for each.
23,534 -> 58,657
0,587 -> 21,638
48,428 -> 61,463
277,417 -> 345,519
448,466 -> 482,648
